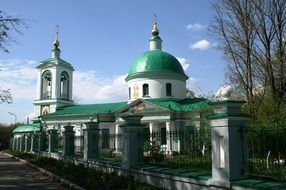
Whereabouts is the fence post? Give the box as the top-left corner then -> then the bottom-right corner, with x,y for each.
83,122 -> 100,160
63,125 -> 75,156
38,132 -> 46,151
208,100 -> 248,187
48,129 -> 57,153
120,115 -> 144,169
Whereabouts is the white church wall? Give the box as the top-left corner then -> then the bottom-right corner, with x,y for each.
128,78 -> 186,101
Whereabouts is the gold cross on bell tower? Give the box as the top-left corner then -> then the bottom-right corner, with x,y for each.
53,25 -> 60,48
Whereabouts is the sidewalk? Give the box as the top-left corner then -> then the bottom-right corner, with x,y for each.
0,152 -> 68,190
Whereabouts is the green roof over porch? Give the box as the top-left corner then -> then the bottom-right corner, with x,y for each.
47,101 -> 128,116
13,121 -> 41,133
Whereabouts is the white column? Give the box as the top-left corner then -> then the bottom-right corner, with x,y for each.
166,122 -> 173,154
30,134 -> 34,152
149,123 -> 153,143
25,135 -> 29,152
115,124 -> 121,153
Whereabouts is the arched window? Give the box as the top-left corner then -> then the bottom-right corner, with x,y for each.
60,71 -> 69,99
166,83 -> 172,96
41,70 -> 52,99
143,83 -> 149,96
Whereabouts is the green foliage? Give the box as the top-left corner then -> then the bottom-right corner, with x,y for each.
243,91 -> 286,126
247,126 -> 286,181
144,140 -> 164,162
0,124 -> 15,149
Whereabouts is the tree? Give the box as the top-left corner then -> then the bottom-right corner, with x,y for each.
0,10 -> 26,103
211,0 -> 286,125
0,123 -> 15,149
0,88 -> 12,103
210,0 -> 263,120
0,10 -> 25,53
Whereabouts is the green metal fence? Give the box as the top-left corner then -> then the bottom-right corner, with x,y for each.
144,127 -> 212,172
74,135 -> 84,157
98,134 -> 123,160
246,126 -> 286,181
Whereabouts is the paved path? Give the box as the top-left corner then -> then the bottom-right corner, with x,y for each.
0,152 -> 68,190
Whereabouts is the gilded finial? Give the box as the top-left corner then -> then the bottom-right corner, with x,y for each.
152,14 -> 159,36
53,25 -> 60,48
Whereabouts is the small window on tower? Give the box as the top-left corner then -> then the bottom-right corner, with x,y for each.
143,84 -> 149,96
166,83 -> 172,96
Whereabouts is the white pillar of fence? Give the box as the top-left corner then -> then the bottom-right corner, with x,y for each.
30,134 -> 34,152
24,135 -> 28,152
166,122 -> 172,154
208,100 -> 248,188
83,122 -> 100,160
120,115 -> 144,169
114,124 -> 121,153
48,129 -> 57,153
63,125 -> 75,156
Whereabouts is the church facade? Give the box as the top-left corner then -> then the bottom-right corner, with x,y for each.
12,20 -> 211,154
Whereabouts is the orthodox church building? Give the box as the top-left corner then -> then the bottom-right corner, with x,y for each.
13,20 -> 210,153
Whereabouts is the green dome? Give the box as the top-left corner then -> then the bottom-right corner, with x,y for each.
126,50 -> 188,81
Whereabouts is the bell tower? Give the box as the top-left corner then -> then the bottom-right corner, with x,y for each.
34,26 -> 74,118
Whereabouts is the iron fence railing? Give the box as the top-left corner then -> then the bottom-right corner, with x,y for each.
144,128 -> 212,172
45,134 -> 49,151
246,126 -> 286,181
74,136 -> 84,156
98,134 -> 123,160
56,135 -> 63,152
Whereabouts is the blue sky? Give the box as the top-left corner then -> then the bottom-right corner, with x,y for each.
0,0 -> 226,124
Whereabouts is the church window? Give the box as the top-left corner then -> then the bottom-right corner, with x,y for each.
143,83 -> 149,96
60,71 -> 69,100
166,83 -> 172,96
41,71 -> 52,99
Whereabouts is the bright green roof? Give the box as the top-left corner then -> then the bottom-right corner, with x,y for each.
47,101 -> 128,116
42,98 -> 210,118
126,50 -> 188,81
13,121 -> 41,133
146,98 -> 211,112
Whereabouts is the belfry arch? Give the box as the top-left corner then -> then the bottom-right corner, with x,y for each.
60,71 -> 69,99
41,70 -> 52,99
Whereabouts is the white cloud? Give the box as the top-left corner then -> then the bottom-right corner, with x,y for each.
186,77 -> 197,90
73,71 -> 127,103
190,39 -> 212,50
0,59 -> 128,103
186,23 -> 206,31
176,57 -> 190,71
0,59 -> 37,101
